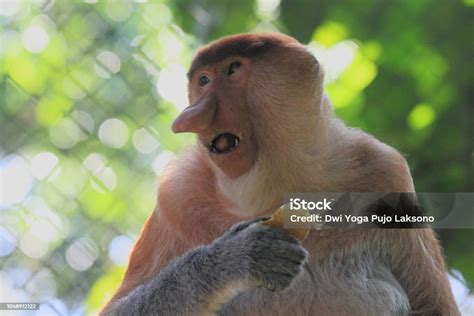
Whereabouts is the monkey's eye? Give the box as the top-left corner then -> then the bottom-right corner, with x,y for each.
227,62 -> 241,75
199,75 -> 209,87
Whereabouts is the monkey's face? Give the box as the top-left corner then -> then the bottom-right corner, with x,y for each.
172,33 -> 322,180
172,56 -> 257,179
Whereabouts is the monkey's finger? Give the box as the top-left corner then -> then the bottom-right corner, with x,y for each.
251,225 -> 302,244
226,218 -> 267,235
265,241 -> 308,262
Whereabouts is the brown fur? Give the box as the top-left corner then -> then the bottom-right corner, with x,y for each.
188,33 -> 298,79
102,33 -> 459,315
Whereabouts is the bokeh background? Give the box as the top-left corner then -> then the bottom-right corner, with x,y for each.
0,0 -> 473,315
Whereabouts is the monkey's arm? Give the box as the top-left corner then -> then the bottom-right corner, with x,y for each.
102,220 -> 307,316
388,229 -> 460,315
362,144 -> 459,315
105,244 -> 227,315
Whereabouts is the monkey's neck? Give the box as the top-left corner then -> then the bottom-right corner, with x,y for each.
214,98 -> 346,218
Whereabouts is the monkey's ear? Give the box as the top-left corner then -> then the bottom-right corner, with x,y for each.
172,95 -> 217,133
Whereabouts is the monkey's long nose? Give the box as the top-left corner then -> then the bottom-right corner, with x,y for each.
172,95 -> 217,134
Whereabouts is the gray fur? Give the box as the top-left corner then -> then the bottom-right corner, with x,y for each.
105,220 -> 307,315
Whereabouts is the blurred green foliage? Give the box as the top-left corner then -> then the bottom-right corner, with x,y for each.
0,0 -> 472,314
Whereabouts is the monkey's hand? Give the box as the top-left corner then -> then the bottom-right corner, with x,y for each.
209,219 -> 308,292
105,220 -> 307,316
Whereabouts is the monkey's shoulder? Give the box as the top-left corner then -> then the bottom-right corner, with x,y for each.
347,129 -> 414,191
155,147 -> 232,228
158,147 -> 216,199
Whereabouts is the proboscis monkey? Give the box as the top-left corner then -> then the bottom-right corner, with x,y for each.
101,33 -> 459,315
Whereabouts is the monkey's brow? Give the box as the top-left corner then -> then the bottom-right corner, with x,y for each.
187,37 -> 277,80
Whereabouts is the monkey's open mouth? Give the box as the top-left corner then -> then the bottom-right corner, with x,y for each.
209,133 -> 240,154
